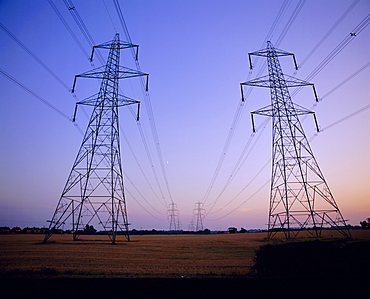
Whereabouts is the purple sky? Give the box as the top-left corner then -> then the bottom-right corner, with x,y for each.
0,0 -> 369,231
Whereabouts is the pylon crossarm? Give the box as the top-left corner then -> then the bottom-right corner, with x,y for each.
242,75 -> 270,88
117,94 -> 140,107
89,34 -> 138,61
73,65 -> 148,81
75,93 -> 139,107
73,94 -> 140,122
71,67 -> 148,93
292,103 -> 315,116
251,104 -> 274,117
251,107 -> 272,133
249,49 -> 294,58
242,74 -> 315,89
93,41 -> 138,51
283,74 -> 314,87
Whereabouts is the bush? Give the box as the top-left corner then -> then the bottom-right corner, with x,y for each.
252,239 -> 370,278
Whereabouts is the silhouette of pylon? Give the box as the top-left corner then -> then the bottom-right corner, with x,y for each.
44,33 -> 148,244
194,202 -> 205,232
167,202 -> 180,231
241,41 -> 351,240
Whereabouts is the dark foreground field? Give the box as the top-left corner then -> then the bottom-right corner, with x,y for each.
1,230 -> 370,298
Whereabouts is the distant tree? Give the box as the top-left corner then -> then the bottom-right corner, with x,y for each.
203,228 -> 211,234
360,221 -> 368,229
0,227 -> 10,234
240,227 -> 247,233
84,224 -> 97,234
228,227 -> 237,234
11,227 -> 21,234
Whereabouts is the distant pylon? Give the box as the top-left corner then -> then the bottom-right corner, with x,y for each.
43,33 -> 148,244
167,202 -> 180,231
188,219 -> 195,232
194,202 -> 205,231
241,41 -> 351,240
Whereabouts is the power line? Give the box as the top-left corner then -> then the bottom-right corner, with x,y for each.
275,0 -> 306,47
321,103 -> 370,132
123,170 -> 166,217
243,0 -> 292,101
321,60 -> 370,100
0,68 -> 84,136
298,0 -> 360,69
0,22 -> 70,90
292,13 -> 370,98
208,179 -> 270,221
47,0 -> 90,61
103,0 -> 118,33
121,127 -> 168,210
114,0 -> 175,204
124,188 -> 166,222
63,0 -> 105,64
205,118 -> 270,215
265,0 -> 291,42
134,119 -> 169,207
202,101 -> 245,205
0,21 -> 90,121
0,69 -> 70,121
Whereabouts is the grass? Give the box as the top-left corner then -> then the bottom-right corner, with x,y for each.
1,230 -> 370,279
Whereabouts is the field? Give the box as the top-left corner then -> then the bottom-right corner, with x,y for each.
1,230 -> 370,279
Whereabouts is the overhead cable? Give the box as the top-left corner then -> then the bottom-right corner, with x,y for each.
292,13 -> 370,98
202,101 -> 245,205
321,104 -> 370,132
205,118 -> 270,215
63,0 -> 105,64
121,124 -> 168,209
0,22 -> 70,91
114,0 -> 175,204
298,0 -> 360,69
275,0 -> 306,47
208,178 -> 270,221
123,170 -> 167,216
244,0 -> 291,100
321,60 -> 370,100
47,0 -> 90,61
125,188 -> 166,221
0,69 -> 69,120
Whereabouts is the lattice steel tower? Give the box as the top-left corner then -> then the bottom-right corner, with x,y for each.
167,203 -> 180,231
241,41 -> 351,240
194,202 -> 205,232
44,33 -> 148,244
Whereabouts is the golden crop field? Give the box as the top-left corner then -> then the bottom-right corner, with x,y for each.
1,230 -> 370,279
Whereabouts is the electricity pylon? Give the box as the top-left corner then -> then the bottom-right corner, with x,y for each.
167,202 -> 180,231
194,202 -> 205,232
43,33 -> 148,244
241,41 -> 351,240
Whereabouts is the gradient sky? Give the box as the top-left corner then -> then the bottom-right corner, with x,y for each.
0,0 -> 369,231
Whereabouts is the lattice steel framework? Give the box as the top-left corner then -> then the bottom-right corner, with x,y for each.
241,41 -> 351,240
167,203 -> 180,231
44,33 -> 148,244
194,202 -> 205,232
